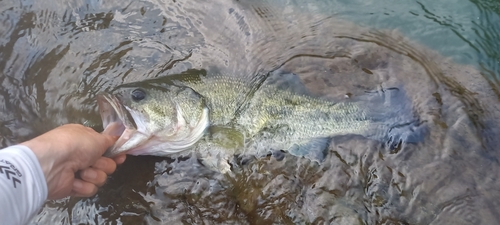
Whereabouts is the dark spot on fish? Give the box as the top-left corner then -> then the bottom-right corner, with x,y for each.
131,89 -> 146,101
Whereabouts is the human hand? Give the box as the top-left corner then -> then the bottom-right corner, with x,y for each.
21,124 -> 126,199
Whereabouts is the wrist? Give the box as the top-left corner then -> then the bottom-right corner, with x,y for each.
21,137 -> 57,183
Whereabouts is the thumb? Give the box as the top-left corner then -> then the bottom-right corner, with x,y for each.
99,122 -> 122,154
97,134 -> 118,155
101,121 -> 125,137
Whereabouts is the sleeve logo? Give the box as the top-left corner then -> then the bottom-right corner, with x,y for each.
0,160 -> 22,188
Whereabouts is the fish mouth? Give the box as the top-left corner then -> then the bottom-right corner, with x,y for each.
97,92 -> 144,157
97,92 -> 210,157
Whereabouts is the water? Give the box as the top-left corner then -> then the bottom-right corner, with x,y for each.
0,0 -> 499,224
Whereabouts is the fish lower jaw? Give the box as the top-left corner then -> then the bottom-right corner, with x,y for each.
111,125 -> 207,156
106,108 -> 209,157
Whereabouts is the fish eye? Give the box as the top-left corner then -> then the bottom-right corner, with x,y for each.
131,89 -> 146,101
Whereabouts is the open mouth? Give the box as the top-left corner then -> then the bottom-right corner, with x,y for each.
97,92 -> 137,156
98,93 -> 128,135
96,91 -> 211,157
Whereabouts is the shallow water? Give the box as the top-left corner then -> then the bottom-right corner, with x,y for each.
1,0 -> 500,224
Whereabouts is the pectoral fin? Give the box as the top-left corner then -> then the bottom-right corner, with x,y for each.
195,126 -> 246,173
208,126 -> 245,150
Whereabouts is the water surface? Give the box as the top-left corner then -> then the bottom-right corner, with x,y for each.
0,0 -> 499,224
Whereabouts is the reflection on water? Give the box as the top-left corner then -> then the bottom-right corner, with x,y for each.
0,0 -> 499,224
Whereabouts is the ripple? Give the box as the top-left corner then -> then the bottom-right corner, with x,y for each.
0,0 -> 496,224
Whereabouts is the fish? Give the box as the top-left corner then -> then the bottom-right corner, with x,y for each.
97,69 -> 425,173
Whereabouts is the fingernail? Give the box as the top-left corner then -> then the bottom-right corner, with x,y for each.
84,170 -> 97,180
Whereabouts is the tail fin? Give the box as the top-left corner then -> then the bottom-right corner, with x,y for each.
355,87 -> 427,149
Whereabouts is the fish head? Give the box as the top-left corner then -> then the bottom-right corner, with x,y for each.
97,84 -> 209,157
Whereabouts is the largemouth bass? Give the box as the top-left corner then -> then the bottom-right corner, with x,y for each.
98,70 -> 424,173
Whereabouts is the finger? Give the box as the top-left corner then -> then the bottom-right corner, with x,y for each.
98,134 -> 119,152
89,135 -> 118,157
85,125 -> 95,132
113,154 -> 127,165
92,157 -> 117,175
71,179 -> 98,197
80,168 -> 108,187
102,121 -> 124,136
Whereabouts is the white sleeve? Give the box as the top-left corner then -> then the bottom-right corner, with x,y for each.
0,145 -> 48,225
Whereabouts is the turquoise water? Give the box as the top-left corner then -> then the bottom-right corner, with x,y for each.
284,0 -> 500,85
